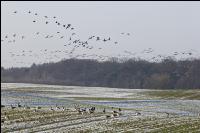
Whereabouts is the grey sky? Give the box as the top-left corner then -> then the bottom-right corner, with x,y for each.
1,1 -> 200,68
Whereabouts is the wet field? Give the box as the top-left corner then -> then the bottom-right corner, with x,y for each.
1,83 -> 200,132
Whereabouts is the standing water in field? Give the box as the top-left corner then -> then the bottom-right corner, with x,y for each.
2,83 -> 200,117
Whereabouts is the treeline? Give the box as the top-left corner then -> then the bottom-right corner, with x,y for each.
1,58 -> 200,89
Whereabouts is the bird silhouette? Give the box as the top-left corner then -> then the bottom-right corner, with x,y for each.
96,37 -> 100,41
88,36 -> 93,40
4,9 -> 139,64
66,24 -> 71,28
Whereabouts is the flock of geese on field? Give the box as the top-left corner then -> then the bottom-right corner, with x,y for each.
1,103 -> 142,123
2,10 -> 199,66
1,102 -> 200,124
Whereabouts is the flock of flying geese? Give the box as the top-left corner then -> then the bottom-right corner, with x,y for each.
2,10 -> 133,65
2,10 -> 199,66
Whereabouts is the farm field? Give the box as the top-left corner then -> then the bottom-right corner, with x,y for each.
1,83 -> 200,133
2,1 -> 200,133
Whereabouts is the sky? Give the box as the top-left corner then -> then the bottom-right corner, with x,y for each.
1,1 -> 200,68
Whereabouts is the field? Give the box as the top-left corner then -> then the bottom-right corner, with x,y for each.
1,83 -> 200,133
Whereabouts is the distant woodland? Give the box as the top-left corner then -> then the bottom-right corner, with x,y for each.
1,58 -> 200,89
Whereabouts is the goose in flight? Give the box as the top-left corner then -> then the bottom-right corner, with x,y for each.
73,40 -> 77,44
66,24 -> 71,28
96,37 -> 100,41
84,41 -> 88,45
88,36 -> 93,40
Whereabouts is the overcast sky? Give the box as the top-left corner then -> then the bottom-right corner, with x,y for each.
1,1 -> 200,68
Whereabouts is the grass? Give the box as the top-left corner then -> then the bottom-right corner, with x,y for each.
105,116 -> 200,133
2,106 -> 200,133
141,90 -> 200,100
70,97 -> 136,101
2,84 -> 200,132
70,89 -> 200,102
150,119 -> 200,133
